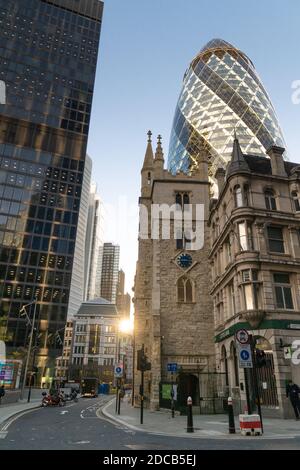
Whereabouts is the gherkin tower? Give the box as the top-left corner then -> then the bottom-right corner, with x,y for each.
168,39 -> 287,177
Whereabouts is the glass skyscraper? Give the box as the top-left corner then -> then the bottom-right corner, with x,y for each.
0,0 -> 103,383
168,39 -> 287,178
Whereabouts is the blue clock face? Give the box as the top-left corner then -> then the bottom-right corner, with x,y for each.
177,253 -> 193,268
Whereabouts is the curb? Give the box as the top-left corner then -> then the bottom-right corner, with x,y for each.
0,403 -> 41,433
100,401 -> 300,441
100,401 -> 233,439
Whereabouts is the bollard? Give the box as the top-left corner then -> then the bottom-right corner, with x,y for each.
171,387 -> 175,418
228,396 -> 236,434
186,396 -> 194,433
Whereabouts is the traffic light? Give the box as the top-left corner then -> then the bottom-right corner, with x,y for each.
137,349 -> 151,371
255,349 -> 267,367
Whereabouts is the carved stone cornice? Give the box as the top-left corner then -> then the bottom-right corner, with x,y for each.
242,309 -> 266,328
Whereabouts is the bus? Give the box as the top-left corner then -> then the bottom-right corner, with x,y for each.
81,377 -> 99,398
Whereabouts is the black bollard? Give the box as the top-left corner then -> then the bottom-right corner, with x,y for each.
171,386 -> 175,418
228,396 -> 236,434
187,396 -> 194,433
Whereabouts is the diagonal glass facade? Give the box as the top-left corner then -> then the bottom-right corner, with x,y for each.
0,0 -> 103,382
168,39 -> 287,177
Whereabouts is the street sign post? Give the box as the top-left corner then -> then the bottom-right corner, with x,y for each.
237,343 -> 253,368
114,363 -> 123,378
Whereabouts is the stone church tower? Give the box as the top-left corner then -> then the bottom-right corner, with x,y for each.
134,132 -> 216,411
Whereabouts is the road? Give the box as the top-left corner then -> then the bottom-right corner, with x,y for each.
0,396 -> 300,450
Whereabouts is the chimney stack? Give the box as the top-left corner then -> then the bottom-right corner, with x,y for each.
267,145 -> 286,177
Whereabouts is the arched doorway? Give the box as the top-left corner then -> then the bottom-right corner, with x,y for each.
177,373 -> 199,407
230,341 -> 239,387
221,345 -> 229,386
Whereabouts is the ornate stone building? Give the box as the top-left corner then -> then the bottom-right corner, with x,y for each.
134,132 -> 216,411
209,138 -> 300,418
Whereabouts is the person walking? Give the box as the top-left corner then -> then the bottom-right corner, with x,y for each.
0,384 -> 5,405
286,380 -> 300,420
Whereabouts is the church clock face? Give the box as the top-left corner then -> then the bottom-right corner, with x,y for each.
177,253 -> 193,269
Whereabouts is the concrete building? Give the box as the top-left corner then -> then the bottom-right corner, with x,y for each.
68,298 -> 119,384
85,184 -> 104,301
209,138 -> 300,418
116,270 -> 131,318
98,243 -> 120,303
134,132 -> 216,412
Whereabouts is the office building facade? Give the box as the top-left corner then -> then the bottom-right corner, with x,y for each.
85,183 -> 104,301
0,0 -> 103,383
98,243 -> 120,303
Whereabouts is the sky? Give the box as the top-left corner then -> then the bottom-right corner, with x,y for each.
87,0 -> 300,296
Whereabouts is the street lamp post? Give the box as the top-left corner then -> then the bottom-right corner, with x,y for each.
20,298 -> 37,401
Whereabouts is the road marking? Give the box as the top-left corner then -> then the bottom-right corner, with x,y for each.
1,407 -> 40,432
0,431 -> 8,439
60,411 -> 69,415
74,440 -> 90,444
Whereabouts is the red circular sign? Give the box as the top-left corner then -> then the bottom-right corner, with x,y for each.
235,329 -> 249,344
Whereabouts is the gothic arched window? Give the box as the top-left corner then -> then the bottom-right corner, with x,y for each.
177,277 -> 194,303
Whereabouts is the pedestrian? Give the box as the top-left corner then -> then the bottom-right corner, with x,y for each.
0,384 -> 5,405
286,380 -> 300,420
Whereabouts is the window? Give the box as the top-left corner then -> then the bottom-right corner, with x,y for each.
227,282 -> 235,316
225,237 -> 232,264
267,226 -> 284,253
273,273 -> 294,309
234,185 -> 243,207
244,284 -> 254,310
238,222 -> 252,251
264,189 -> 277,210
175,192 -> 190,208
176,229 -> 184,250
241,269 -> 259,310
291,191 -> 300,212
244,185 -> 250,206
177,277 -> 194,303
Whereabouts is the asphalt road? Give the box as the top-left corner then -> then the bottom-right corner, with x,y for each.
1,396 -> 300,450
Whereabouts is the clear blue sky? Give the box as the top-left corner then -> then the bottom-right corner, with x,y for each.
87,0 -> 300,294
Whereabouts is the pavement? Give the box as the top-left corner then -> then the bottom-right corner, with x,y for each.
102,396 -> 300,440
